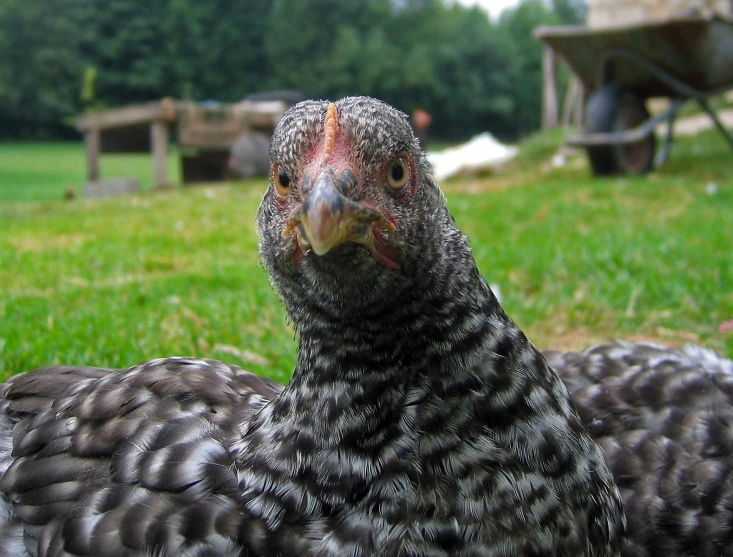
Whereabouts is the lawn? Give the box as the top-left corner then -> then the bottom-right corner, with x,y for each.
0,131 -> 731,383
0,142 -> 181,202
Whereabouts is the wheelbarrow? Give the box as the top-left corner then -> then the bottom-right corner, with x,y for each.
534,13 -> 733,175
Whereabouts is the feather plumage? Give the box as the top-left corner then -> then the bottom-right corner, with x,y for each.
544,342 -> 733,556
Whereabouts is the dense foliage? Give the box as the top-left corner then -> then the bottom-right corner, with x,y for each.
0,0 -> 585,140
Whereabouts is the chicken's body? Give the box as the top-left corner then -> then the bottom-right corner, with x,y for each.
0,96 -> 723,556
0,360 -> 281,556
545,342 -> 733,556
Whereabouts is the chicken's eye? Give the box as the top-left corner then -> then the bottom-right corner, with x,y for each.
387,157 -> 410,190
273,163 -> 291,197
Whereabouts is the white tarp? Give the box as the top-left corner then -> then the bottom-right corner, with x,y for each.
426,133 -> 518,181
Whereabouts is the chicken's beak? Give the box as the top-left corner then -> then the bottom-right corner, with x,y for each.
283,169 -> 395,256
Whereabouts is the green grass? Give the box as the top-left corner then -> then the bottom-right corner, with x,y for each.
0,130 -> 731,383
0,142 -> 181,201
0,184 -> 293,382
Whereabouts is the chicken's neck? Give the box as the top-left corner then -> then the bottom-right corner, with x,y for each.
232,217 -> 600,550
242,219 -> 568,478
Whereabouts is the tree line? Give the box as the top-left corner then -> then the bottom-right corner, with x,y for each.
0,0 -> 585,141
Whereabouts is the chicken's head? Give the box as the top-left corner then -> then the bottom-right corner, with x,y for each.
257,97 -> 444,320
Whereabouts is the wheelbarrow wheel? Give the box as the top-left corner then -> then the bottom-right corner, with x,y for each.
584,84 -> 656,176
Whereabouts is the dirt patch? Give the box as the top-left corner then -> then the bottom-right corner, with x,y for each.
529,325 -> 705,353
11,233 -> 86,252
656,109 -> 733,136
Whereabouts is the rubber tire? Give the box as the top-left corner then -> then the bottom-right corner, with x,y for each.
584,84 -> 656,176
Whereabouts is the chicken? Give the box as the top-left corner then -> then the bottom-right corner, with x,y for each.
0,95 -> 631,556
544,342 -> 733,556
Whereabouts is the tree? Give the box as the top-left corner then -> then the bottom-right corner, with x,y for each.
163,0 -> 273,101
0,0 -> 88,136
0,0 -> 582,140
82,0 -> 170,107
266,0 -> 392,96
430,5 -> 519,139
552,0 -> 587,25
200,0 -> 272,100
496,0 -> 559,136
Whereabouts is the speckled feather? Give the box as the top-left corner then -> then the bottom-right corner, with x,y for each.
0,360 -> 281,557
0,96 -> 633,556
544,342 -> 733,557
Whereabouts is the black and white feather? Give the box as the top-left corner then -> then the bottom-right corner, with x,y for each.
544,342 -> 733,556
0,96 -> 725,557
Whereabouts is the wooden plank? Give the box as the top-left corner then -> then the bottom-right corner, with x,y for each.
561,75 -> 583,128
177,102 -> 249,149
575,79 -> 586,128
542,45 -> 559,129
75,101 -> 177,132
84,128 -> 100,182
151,121 -> 169,189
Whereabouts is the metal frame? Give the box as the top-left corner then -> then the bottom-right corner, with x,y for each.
566,47 -> 733,166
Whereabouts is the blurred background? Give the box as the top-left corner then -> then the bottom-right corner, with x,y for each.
0,0 -> 583,142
